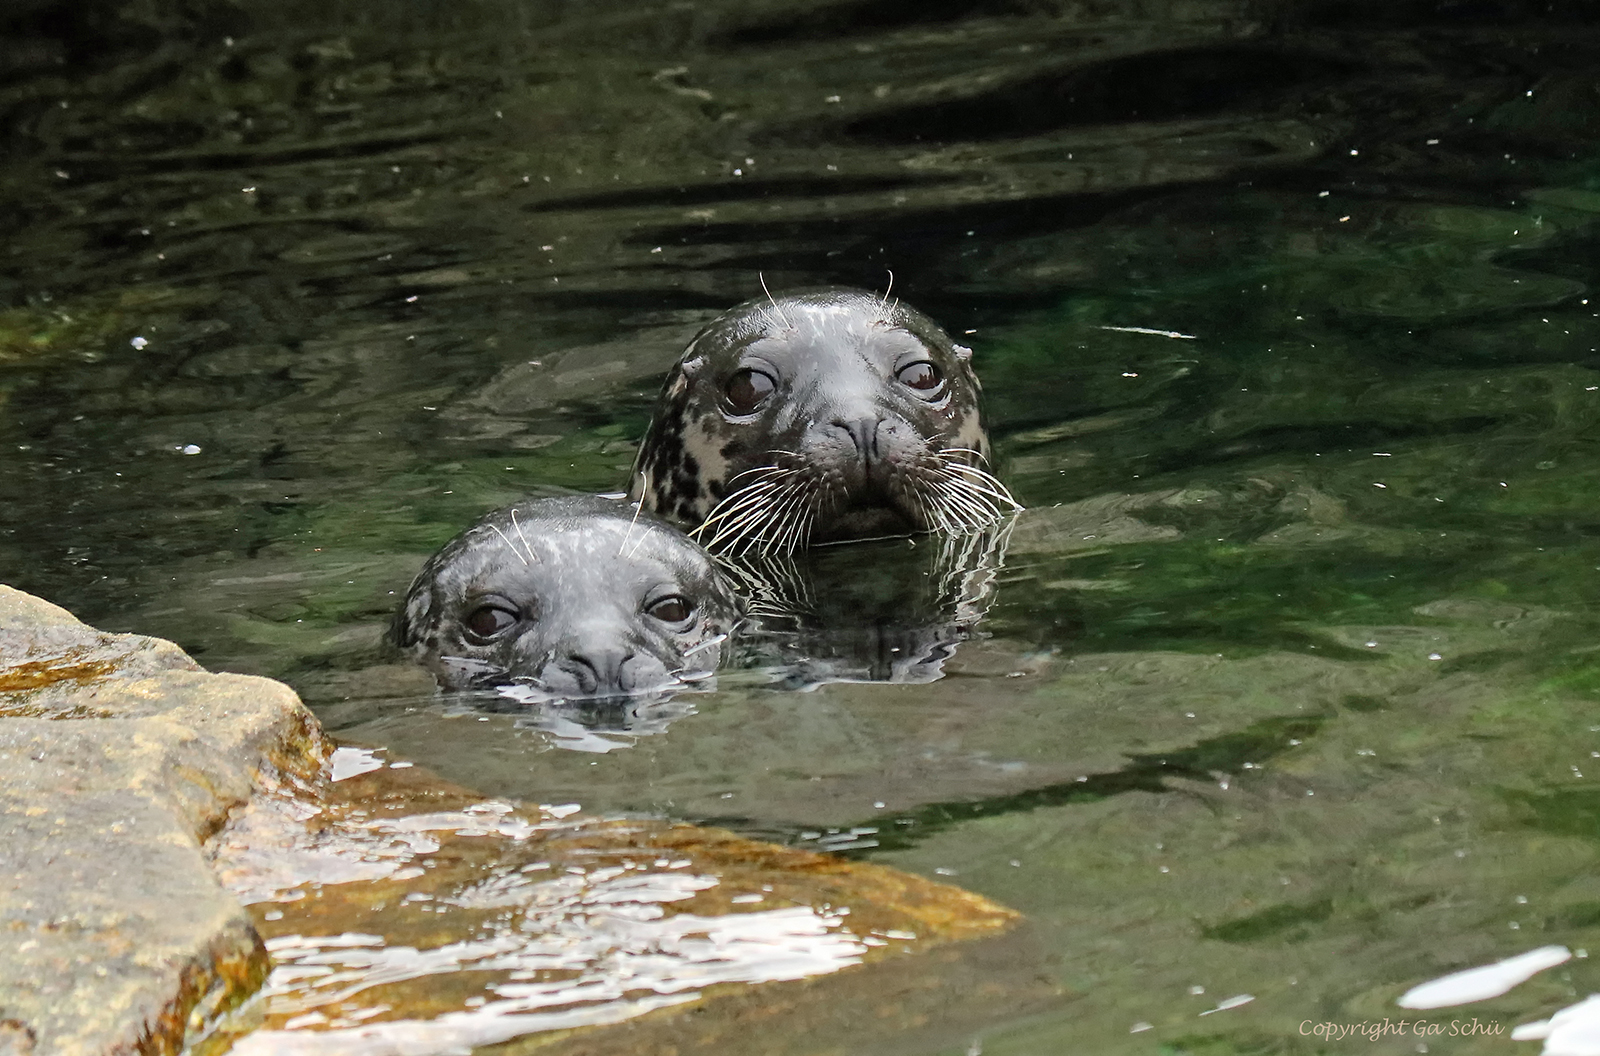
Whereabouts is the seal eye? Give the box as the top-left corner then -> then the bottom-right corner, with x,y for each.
896,361 -> 944,395
645,595 -> 694,625
464,603 -> 519,643
724,368 -> 775,415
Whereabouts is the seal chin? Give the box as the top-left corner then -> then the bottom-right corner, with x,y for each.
809,498 -> 921,543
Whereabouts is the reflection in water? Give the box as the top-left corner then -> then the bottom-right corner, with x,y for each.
1397,944 -> 1571,1010
1515,994 -> 1600,1053
474,687 -> 705,754
205,762 -> 1016,1055
728,519 -> 1012,689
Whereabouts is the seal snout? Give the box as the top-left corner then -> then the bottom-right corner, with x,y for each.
538,632 -> 670,698
542,650 -> 629,696
828,414 -> 882,463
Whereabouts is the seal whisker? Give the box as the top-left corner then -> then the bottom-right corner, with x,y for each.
486,524 -> 530,567
939,446 -> 992,466
694,477 -> 785,525
511,509 -> 541,564
749,478 -> 811,555
914,482 -> 952,534
726,463 -> 785,485
792,494 -> 824,555
944,476 -> 1022,516
778,483 -> 820,555
782,479 -> 822,553
942,470 -> 1017,510
704,491 -> 781,551
618,473 -> 648,557
940,457 -> 1023,510
693,480 -> 786,538
900,474 -> 940,532
759,272 -> 793,330
747,478 -> 810,555
929,477 -> 994,531
880,268 -> 894,307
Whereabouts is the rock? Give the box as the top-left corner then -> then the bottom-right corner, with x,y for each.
0,585 -> 328,1056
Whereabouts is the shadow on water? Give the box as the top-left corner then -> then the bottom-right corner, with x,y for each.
3,0 -> 1600,1050
724,713 -> 1331,856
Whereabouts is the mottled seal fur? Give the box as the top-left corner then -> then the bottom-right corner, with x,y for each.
392,495 -> 741,696
629,286 -> 1018,553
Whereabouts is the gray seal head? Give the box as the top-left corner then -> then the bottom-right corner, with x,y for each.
392,495 -> 741,697
629,286 -> 1019,553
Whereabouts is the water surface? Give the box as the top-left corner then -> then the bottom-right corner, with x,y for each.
3,1 -> 1600,1051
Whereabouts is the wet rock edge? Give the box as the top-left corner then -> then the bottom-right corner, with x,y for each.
0,584 -> 329,1056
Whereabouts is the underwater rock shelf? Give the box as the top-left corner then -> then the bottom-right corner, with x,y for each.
0,585 -> 328,1056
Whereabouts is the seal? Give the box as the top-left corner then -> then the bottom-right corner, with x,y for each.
392,495 -> 741,697
629,286 -> 1019,554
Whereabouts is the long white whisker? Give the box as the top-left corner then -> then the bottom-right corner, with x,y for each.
938,446 -> 991,465
694,479 -> 784,525
487,524 -> 529,566
618,473 -> 648,557
909,480 -> 945,534
773,482 -> 816,555
941,461 -> 1022,509
706,495 -> 777,550
693,481 -> 785,536
927,483 -> 968,533
727,463 -> 785,485
930,478 -> 992,530
745,481 -> 807,555
759,272 -> 792,329
943,470 -> 1018,508
510,509 -> 540,563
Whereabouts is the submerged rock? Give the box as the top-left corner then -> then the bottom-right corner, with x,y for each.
203,758 -> 1032,1056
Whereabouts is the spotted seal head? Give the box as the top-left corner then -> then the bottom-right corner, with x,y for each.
629,286 -> 1019,553
392,495 -> 741,696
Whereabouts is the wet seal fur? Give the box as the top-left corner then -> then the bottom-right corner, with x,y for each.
392,495 -> 741,697
629,286 -> 1018,553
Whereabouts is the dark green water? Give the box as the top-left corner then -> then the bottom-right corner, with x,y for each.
4,0 -> 1600,1050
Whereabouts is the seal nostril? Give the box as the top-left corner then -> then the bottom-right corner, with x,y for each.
556,647 -> 635,696
830,416 -> 883,461
553,655 -> 600,694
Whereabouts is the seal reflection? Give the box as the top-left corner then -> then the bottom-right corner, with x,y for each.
725,519 -> 1013,690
